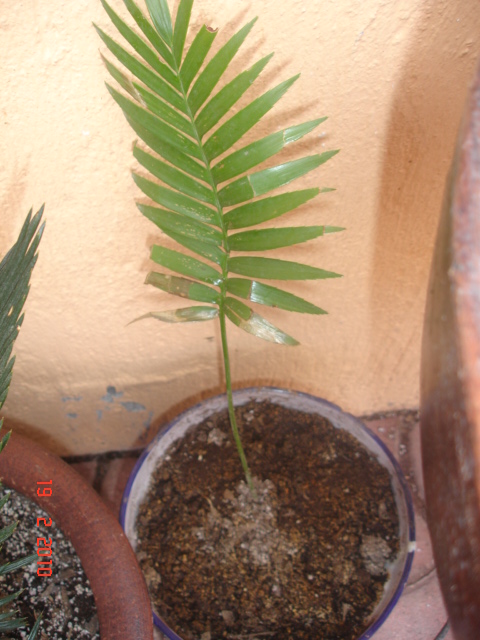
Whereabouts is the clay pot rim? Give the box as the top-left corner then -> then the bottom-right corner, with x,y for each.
120,386 -> 415,640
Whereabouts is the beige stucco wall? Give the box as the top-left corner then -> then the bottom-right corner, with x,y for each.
1,0 -> 480,455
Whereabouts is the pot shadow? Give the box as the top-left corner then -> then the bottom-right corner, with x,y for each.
365,1 -> 480,403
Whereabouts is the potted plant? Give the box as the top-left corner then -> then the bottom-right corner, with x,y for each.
96,0 -> 415,637
0,208 -> 154,640
0,207 -> 45,638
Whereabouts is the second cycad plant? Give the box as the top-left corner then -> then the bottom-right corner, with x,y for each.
97,0 -> 342,490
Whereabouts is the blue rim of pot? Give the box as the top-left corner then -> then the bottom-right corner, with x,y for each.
120,387 -> 416,640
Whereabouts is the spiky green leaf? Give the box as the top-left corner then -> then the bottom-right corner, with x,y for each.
226,190 -> 321,230
133,174 -> 219,225
228,256 -> 342,280
0,489 -> 11,512
0,521 -> 17,545
27,614 -> 42,640
131,306 -> 218,324
145,0 -> 173,44
218,151 -> 339,207
150,245 -> 222,284
168,232 -> 227,267
122,0 -> 175,66
0,616 -> 28,632
96,28 -> 185,112
145,272 -> 220,304
180,24 -> 218,91
195,53 -> 273,138
228,278 -> 327,314
173,0 -> 194,64
106,85 -> 198,156
131,84 -> 195,135
212,118 -> 327,184
126,118 -> 208,182
0,208 -> 44,412
134,146 -> 215,204
140,204 -> 225,265
0,590 -> 23,608
204,75 -> 299,161
0,431 -> 11,454
0,553 -> 37,577
139,204 -> 222,245
100,0 -> 180,89
229,226 -> 343,252
188,18 -> 257,115
102,58 -> 193,134
225,298 -> 299,345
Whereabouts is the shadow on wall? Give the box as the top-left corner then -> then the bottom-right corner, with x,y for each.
368,0 -> 480,402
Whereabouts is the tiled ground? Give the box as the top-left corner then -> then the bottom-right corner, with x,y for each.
69,410 -> 452,640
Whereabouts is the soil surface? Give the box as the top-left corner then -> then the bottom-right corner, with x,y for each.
136,400 -> 400,640
0,489 -> 99,640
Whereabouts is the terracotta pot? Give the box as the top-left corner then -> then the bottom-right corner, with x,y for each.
421,60 -> 480,639
121,387 -> 415,639
0,428 -> 154,640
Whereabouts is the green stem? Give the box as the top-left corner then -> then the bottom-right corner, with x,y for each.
219,305 -> 255,493
169,54 -> 255,492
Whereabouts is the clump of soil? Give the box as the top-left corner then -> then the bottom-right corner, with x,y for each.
0,489 -> 99,640
136,400 -> 400,640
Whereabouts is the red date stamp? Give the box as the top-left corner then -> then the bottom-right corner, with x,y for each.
36,480 -> 53,577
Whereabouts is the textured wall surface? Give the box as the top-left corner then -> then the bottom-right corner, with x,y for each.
1,0 -> 480,454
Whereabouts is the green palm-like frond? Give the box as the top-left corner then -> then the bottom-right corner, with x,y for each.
99,0 -> 342,489
98,0 -> 342,344
0,207 -> 44,413
0,208 -> 44,637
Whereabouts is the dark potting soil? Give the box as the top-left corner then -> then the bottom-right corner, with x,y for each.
0,489 -> 99,640
136,400 -> 400,640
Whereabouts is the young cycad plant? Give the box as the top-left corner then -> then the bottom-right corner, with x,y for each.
0,207 -> 44,638
97,0 -> 342,490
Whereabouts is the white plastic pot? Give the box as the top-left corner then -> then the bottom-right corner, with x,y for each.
120,387 -> 415,640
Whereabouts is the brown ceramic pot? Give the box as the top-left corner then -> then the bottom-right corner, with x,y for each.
421,61 -> 480,639
0,428 -> 154,640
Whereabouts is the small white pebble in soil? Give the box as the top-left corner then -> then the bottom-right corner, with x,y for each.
342,602 -> 352,621
378,501 -> 388,519
223,489 -> 235,502
221,610 -> 235,626
143,564 -> 162,587
360,535 -> 392,576
207,427 -> 227,446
